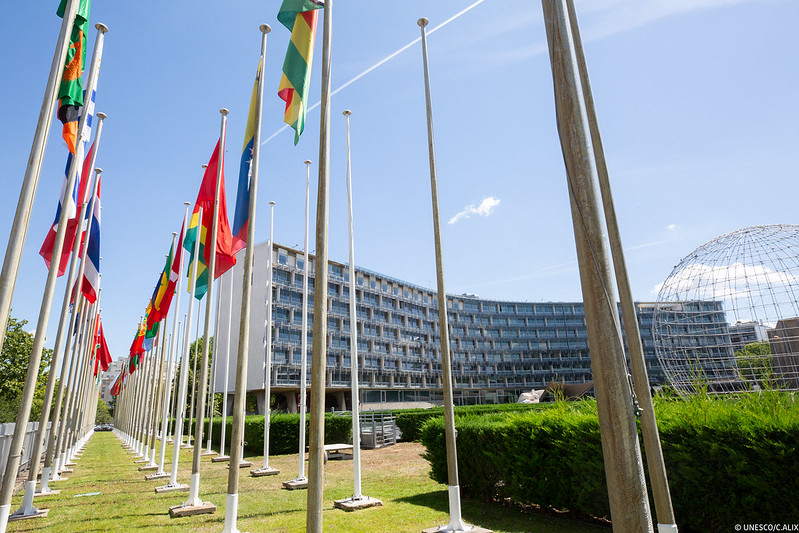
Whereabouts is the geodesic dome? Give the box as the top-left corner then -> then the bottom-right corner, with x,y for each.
654,225 -> 799,394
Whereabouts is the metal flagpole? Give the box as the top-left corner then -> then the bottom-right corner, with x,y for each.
253,202 -> 279,477
285,159 -> 312,490
222,24 -> 268,533
333,110 -> 380,511
562,1 -> 676,530
187,290 -> 203,449
541,1 -> 653,530
177,109 -> 229,516
157,205 -> 202,494
307,1 -> 332,529
204,285 -> 222,456
0,21 -> 109,528
0,0 -> 78,363
214,273 -> 233,462
34,129 -> 105,498
155,204 -> 190,476
417,17 -> 490,533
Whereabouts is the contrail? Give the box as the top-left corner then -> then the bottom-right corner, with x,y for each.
261,0 -> 488,145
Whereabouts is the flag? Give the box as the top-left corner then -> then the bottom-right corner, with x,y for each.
56,0 -> 92,154
158,222 -> 184,320
93,318 -> 112,375
277,0 -> 324,145
39,141 -> 95,276
145,242 -> 174,330
184,140 -> 237,300
232,58 -> 263,254
80,176 -> 101,303
110,371 -> 125,396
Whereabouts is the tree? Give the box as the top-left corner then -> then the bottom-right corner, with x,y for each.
735,341 -> 773,384
95,398 -> 113,424
0,315 -> 53,423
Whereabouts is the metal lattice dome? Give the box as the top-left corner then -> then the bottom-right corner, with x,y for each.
654,224 -> 799,394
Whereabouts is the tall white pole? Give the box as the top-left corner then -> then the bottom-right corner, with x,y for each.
418,17 -> 488,533
254,202 -> 278,476
205,284 -> 222,456
223,25 -> 269,533
216,273 -> 233,461
159,205 -> 202,492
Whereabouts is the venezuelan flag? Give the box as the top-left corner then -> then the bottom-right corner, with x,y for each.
277,0 -> 324,145
232,58 -> 262,253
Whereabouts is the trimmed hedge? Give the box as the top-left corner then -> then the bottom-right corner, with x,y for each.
184,413 -> 351,456
395,403 -> 550,442
419,393 -> 799,532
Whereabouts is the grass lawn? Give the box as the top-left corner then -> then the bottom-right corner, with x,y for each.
7,432 -> 608,532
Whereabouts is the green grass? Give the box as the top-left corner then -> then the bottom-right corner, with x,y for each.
7,432 -> 608,532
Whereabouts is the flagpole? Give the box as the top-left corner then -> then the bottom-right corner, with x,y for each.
333,110 -> 380,511
0,21 -> 109,528
285,159 -> 312,490
34,129 -> 105,499
222,25 -> 269,533
156,208 -> 190,476
0,0 -> 79,366
186,168 -> 205,450
158,205 -> 202,494
562,2 -> 676,530
541,1 -> 653,530
252,201 -> 279,476
307,1 -> 332,529
417,18 -> 487,533
204,285 -> 222,457
180,109 -> 230,516
214,272 -> 233,463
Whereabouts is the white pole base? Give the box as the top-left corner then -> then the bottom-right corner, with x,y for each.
658,524 -> 679,533
184,472 -> 202,507
14,481 -> 38,516
447,485 -> 466,532
0,503 -> 11,530
221,493 -> 239,533
38,467 -> 52,493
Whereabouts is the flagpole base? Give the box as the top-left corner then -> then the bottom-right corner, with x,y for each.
138,464 -> 158,471
282,478 -> 308,490
145,472 -> 170,480
211,455 -> 230,463
250,466 -> 279,477
658,524 -> 679,533
33,489 -> 60,498
221,493 -> 241,533
155,483 -> 189,494
333,495 -> 383,512
169,501 -> 216,518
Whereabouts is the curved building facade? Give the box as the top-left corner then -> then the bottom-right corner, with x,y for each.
213,242 -> 674,412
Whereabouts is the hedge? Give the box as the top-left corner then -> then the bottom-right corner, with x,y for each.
395,402 -> 550,442
183,412 -> 351,456
419,393 -> 799,532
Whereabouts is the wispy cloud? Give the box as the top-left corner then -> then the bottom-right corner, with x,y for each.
448,197 -> 501,225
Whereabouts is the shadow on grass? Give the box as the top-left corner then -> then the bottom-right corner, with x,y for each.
396,490 -> 610,533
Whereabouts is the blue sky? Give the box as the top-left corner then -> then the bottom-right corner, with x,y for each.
4,0 -> 798,360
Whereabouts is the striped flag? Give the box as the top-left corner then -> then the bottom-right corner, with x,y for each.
56,0 -> 92,153
80,175 -> 101,303
232,58 -> 263,254
277,0 -> 324,145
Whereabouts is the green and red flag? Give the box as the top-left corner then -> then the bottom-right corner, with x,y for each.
277,0 -> 323,145
56,0 -> 92,153
183,140 -> 237,300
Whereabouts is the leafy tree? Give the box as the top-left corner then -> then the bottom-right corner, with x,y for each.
0,315 -> 53,423
735,341 -> 773,384
184,336 -> 214,417
95,398 -> 113,424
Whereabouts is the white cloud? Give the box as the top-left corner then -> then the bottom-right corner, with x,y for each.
667,224 -> 677,231
448,197 -> 500,225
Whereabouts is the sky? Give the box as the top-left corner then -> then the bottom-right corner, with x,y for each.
3,0 -> 798,361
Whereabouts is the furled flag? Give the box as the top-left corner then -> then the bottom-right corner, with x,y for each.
232,58 -> 263,254
80,176 -> 101,303
184,140 -> 237,300
110,371 -> 125,396
39,141 -> 94,276
145,242 -> 174,330
93,317 -> 112,375
277,0 -> 324,145
56,0 -> 92,154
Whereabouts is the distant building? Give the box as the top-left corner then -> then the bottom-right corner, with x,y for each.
100,358 -> 125,404
729,321 -> 769,348
767,318 -> 799,389
214,243 -> 723,412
